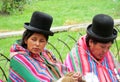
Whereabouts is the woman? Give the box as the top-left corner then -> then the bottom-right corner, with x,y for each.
7,11 -> 82,82
65,14 -> 120,82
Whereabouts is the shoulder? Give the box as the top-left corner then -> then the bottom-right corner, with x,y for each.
10,52 -> 30,64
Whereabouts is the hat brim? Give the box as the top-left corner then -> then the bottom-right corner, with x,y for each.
87,24 -> 117,42
24,23 -> 54,36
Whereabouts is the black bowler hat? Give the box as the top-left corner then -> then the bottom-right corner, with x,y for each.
24,11 -> 54,36
87,14 -> 117,42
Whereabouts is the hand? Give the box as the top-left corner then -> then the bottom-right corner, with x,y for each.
62,72 -> 85,82
72,72 -> 85,82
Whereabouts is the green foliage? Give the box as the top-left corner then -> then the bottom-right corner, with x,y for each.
0,0 -> 120,32
0,0 -> 28,15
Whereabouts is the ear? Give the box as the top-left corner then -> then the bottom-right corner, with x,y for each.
89,39 -> 93,47
24,39 -> 27,44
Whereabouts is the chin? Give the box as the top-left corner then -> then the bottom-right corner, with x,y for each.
32,52 -> 39,54
96,57 -> 103,61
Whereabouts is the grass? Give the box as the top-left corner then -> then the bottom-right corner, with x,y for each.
0,0 -> 120,32
0,36 -> 21,56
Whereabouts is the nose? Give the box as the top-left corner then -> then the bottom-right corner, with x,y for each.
35,41 -> 40,46
103,48 -> 108,53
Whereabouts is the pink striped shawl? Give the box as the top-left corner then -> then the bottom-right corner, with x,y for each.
65,35 -> 120,82
8,43 -> 69,82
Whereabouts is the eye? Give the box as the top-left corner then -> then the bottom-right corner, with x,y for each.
31,37 -> 37,41
39,39 -> 46,43
101,46 -> 105,48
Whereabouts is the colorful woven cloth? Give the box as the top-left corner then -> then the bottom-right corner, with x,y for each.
0,80 -> 3,82
7,42 -> 69,82
64,35 -> 120,82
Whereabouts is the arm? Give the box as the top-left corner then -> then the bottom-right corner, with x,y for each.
64,46 -> 82,72
64,54 -> 74,71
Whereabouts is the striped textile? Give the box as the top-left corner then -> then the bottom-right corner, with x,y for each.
119,69 -> 120,76
0,80 -> 3,82
7,43 -> 69,82
64,35 -> 120,82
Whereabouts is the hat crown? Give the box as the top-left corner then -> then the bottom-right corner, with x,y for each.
87,14 -> 117,42
30,11 -> 53,31
92,14 -> 114,37
24,11 -> 54,36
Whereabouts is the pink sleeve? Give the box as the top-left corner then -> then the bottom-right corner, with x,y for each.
119,68 -> 120,75
0,80 -> 3,82
64,54 -> 74,72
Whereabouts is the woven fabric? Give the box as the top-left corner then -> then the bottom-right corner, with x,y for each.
7,42 -> 69,82
65,35 -> 120,82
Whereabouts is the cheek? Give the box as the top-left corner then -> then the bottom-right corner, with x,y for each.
26,40 -> 34,50
92,47 -> 103,59
36,42 -> 47,51
41,43 -> 47,49
91,46 -> 100,55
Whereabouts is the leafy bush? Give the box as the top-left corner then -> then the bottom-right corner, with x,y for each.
0,0 -> 28,15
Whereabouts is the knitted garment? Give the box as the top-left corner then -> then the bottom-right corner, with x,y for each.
7,43 -> 69,82
64,35 -> 120,82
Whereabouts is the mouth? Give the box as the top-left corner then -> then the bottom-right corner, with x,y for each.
33,48 -> 41,52
98,54 -> 104,59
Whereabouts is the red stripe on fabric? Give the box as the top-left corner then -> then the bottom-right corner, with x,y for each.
78,36 -> 90,75
73,48 -> 79,71
106,52 -> 115,70
97,65 -> 107,82
103,66 -> 112,82
16,55 -> 35,74
65,54 -> 74,71
16,55 -> 50,81
79,49 -> 90,75
10,68 -> 25,82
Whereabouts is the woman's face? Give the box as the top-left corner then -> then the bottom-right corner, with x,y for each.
25,33 -> 47,54
89,40 -> 112,61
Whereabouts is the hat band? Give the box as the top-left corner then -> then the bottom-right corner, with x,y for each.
24,24 -> 54,36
